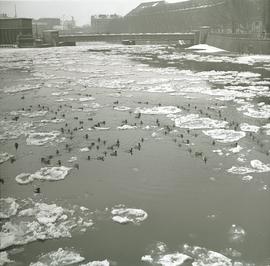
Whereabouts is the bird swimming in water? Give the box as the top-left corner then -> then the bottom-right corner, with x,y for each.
34,187 -> 40,193
14,142 -> 19,150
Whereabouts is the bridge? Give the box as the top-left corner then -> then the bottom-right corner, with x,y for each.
58,32 -> 200,45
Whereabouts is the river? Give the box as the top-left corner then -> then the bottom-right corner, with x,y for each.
0,43 -> 270,266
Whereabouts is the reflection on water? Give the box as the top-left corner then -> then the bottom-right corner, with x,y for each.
0,43 -> 270,265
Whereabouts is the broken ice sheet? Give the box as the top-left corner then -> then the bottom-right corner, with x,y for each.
0,199 -> 94,250
142,242 -> 233,266
26,131 -> 61,146
0,120 -> 33,141
0,198 -> 19,219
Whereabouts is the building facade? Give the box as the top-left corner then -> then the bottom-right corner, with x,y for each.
0,18 -> 33,44
90,14 -> 121,33
93,0 -> 268,37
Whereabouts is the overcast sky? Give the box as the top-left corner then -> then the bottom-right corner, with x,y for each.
0,0 -> 186,26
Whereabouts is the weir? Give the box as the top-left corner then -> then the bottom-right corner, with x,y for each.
58,32 -> 199,45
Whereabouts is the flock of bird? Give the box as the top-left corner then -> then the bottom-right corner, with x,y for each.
1,93 -> 269,193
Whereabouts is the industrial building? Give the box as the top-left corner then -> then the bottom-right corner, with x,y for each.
0,18 -> 33,45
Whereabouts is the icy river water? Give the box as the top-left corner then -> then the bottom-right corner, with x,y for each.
0,43 -> 270,266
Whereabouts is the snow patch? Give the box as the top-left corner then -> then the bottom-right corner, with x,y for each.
186,44 -> 226,53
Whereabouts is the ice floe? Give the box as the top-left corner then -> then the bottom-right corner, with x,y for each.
30,248 -> 85,266
79,97 -> 95,102
0,198 -> 19,219
0,200 -> 94,250
0,251 -> 13,265
242,175 -> 253,182
228,145 -> 243,154
4,84 -> 40,94
135,106 -> 181,115
26,131 -> 61,145
68,156 -> 77,163
39,118 -> 65,124
183,244 -> 232,266
0,152 -> 14,164
239,123 -> 260,133
142,242 -> 232,266
142,252 -> 191,265
93,127 -> 110,131
80,260 -> 110,266
15,166 -> 71,185
0,120 -> 33,141
111,205 -> 148,225
227,160 -> 270,175
203,129 -> 246,143
228,224 -> 246,243
114,106 -> 131,111
172,114 -> 228,129
80,147 -> 90,152
242,104 -> 270,119
117,125 -> 137,130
